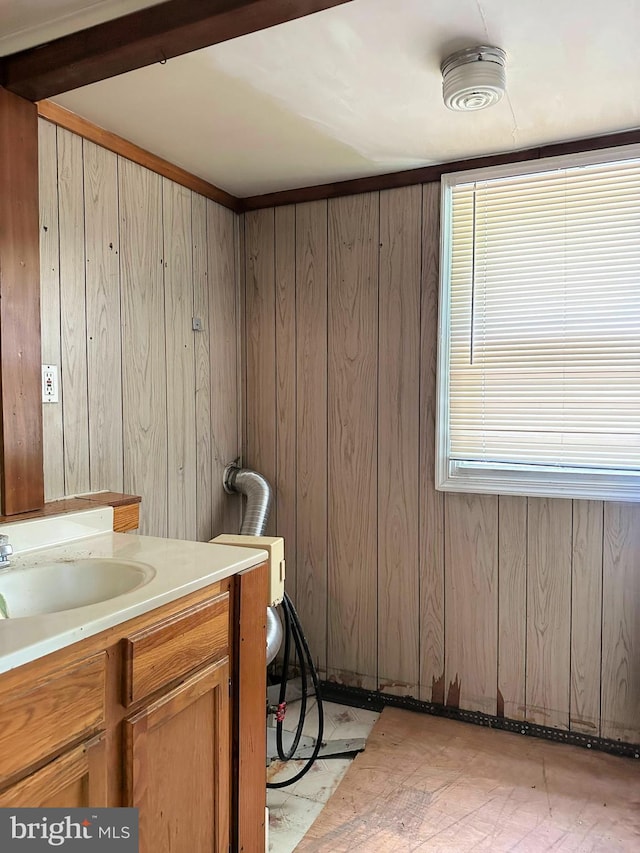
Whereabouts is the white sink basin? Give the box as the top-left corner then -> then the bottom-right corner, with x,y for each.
0,558 -> 155,619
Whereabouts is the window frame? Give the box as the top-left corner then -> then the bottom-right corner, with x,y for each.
436,143 -> 640,502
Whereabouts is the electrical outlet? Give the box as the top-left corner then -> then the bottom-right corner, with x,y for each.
42,364 -> 59,403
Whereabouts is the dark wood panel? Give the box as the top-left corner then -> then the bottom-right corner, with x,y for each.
0,88 -> 44,515
233,563 -> 268,853
3,0 -> 355,101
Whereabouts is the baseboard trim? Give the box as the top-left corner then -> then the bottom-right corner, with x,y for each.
319,681 -> 640,760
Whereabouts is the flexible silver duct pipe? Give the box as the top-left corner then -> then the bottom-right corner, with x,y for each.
225,467 -> 273,536
224,465 -> 283,665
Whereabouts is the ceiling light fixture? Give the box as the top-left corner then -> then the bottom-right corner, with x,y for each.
441,45 -> 506,111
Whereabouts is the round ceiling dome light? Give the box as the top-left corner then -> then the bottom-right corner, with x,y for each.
441,45 -> 506,111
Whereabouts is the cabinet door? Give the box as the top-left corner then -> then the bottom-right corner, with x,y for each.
125,657 -> 230,853
0,735 -> 107,807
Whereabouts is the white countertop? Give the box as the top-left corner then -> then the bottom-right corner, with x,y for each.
0,509 -> 267,674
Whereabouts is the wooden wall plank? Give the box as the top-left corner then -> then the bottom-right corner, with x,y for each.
571,500 -> 603,735
244,208 -> 276,536
295,200 -> 328,675
498,496 -> 528,720
377,186 -> 421,696
601,502 -> 640,743
162,179 -> 197,540
38,118 -> 64,501
526,498 -> 572,729
419,183 -> 445,704
83,139 -> 123,493
444,493 -> 499,714
119,157 -> 167,536
235,213 -> 246,533
208,200 -> 241,535
327,193 -> 378,690
57,127 -> 90,495
274,206 -> 297,596
192,193 -> 213,542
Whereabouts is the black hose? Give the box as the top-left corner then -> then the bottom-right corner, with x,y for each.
267,592 -> 324,789
274,596 -> 307,761
276,602 -> 308,761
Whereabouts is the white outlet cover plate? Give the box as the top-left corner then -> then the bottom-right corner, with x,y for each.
42,364 -> 59,403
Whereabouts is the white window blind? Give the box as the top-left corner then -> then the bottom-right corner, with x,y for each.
437,146 -> 640,501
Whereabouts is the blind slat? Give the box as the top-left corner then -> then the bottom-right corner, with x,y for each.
444,149 -> 640,480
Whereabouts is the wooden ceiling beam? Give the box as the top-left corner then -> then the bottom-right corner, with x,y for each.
0,0 -> 354,102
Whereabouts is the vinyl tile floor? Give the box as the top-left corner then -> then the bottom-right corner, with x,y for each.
266,698 -> 380,853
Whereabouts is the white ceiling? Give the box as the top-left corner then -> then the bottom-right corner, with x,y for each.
2,0 -> 640,197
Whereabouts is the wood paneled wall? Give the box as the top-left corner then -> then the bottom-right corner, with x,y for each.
38,118 -> 241,538
243,185 -> 640,744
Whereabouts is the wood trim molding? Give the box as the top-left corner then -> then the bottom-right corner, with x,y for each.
243,126 -> 640,209
37,101 -> 242,212
233,562 -> 268,853
1,0 -> 355,102
0,492 -> 141,531
0,88 -> 44,515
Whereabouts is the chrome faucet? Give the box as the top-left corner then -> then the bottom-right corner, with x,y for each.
0,535 -> 13,567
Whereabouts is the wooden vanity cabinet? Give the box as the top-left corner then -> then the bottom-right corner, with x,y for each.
125,659 -> 230,852
0,561 -> 268,853
0,736 -> 108,808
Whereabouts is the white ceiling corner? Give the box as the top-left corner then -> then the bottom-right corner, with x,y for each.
2,0 -> 639,196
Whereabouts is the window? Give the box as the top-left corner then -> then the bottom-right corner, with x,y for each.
437,146 -> 640,501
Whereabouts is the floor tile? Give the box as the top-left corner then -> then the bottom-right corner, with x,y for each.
267,791 -> 324,853
267,699 -> 380,853
268,756 -> 352,803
